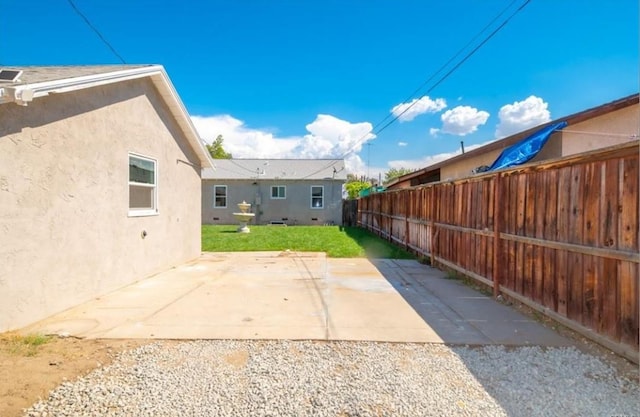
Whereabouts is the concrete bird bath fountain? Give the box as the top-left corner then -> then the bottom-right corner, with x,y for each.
233,201 -> 255,233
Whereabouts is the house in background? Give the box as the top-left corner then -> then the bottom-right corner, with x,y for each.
387,93 -> 639,189
202,159 -> 346,225
0,65 -> 213,332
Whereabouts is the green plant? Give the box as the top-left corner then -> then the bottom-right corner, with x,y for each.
19,334 -> 50,346
3,333 -> 51,356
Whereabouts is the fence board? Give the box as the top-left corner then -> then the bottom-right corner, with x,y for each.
525,174 -> 536,300
567,165 -> 584,324
601,258 -> 619,339
353,141 -> 639,360
619,261 -> 639,347
491,176 -> 500,289
507,175 -> 517,291
597,162 -> 616,336
543,170 -> 558,309
619,157 -> 639,251
532,173 -> 544,304
515,175 -> 527,294
583,162 -> 601,329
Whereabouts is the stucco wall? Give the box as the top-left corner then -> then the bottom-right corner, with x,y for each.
202,179 -> 344,225
561,104 -> 639,156
0,79 -> 202,332
440,149 -> 504,180
439,103 -> 638,182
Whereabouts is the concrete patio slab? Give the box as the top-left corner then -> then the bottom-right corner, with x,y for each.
23,252 -> 572,346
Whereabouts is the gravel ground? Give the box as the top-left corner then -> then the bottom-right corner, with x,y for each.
25,340 -> 638,417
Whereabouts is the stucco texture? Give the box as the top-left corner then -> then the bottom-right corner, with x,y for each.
0,79 -> 202,332
202,180 -> 344,225
440,104 -> 639,181
561,104 -> 639,156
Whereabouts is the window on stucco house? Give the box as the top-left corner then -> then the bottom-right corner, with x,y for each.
311,186 -> 324,208
214,185 -> 227,208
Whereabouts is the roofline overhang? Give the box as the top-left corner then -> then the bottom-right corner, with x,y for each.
0,65 -> 214,169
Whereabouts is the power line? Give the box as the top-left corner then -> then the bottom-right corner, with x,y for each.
368,0 -> 523,134
67,0 -> 126,64
374,0 -> 532,136
299,0 -> 533,180
228,159 -> 265,175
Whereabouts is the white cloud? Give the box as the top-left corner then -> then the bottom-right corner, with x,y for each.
391,96 -> 447,122
191,114 -> 375,172
292,114 -> 375,158
398,141 -> 408,147
495,95 -> 551,138
439,105 -> 490,136
191,114 -> 299,158
429,128 -> 440,137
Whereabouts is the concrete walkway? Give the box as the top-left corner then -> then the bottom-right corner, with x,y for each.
25,252 -> 570,346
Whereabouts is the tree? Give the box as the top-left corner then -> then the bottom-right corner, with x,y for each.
384,167 -> 414,184
206,135 -> 232,159
345,181 -> 371,199
344,174 -> 371,199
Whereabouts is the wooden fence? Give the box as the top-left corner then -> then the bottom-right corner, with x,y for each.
355,142 -> 639,362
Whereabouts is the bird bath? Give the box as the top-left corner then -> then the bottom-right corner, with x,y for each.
233,201 -> 255,233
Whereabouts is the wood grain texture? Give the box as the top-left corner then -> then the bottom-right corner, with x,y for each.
352,143 -> 639,352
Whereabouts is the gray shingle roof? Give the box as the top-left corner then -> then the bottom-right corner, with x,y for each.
0,65 -> 152,86
0,64 -> 214,168
203,159 -> 347,181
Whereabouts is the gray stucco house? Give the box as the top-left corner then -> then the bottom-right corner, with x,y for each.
202,159 -> 347,225
0,65 -> 213,332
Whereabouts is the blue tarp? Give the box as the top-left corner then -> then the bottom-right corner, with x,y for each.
488,121 -> 568,171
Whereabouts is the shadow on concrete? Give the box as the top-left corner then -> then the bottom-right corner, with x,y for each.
369,258 -> 577,416
369,258 -> 572,347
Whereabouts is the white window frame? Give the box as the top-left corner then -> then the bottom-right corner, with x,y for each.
213,185 -> 228,208
270,185 -> 286,199
311,185 -> 324,209
128,153 -> 158,217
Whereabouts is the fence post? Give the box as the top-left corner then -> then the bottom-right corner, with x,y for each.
492,174 -> 502,297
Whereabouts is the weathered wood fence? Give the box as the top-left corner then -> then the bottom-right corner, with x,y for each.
355,142 -> 639,362
342,199 -> 358,226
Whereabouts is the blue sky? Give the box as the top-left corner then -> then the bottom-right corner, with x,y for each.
2,1 -> 638,178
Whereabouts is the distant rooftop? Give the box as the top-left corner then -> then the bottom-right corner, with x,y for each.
203,159 -> 347,181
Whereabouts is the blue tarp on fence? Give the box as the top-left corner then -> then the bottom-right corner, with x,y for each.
488,121 -> 568,171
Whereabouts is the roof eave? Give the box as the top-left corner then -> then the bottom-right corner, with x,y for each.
392,93 -> 640,185
0,65 -> 214,169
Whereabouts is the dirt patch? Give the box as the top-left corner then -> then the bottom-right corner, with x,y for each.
224,349 -> 249,369
0,332 -> 144,417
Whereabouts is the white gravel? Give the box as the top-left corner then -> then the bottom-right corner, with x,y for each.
25,341 -> 638,417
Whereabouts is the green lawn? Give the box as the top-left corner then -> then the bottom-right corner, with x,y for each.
202,225 -> 415,259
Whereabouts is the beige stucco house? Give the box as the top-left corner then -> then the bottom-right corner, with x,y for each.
387,93 -> 639,189
0,65 -> 213,332
202,159 -> 346,225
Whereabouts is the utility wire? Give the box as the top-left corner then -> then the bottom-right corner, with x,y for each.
368,0 -> 523,134
374,0 -> 532,136
300,0 -> 533,180
229,159 -> 265,174
67,0 -> 126,64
